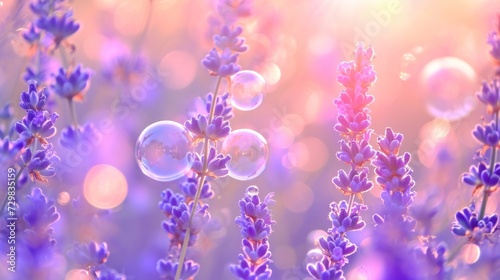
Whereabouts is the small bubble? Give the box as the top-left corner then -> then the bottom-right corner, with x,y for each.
419,56 -> 477,121
460,243 -> 480,264
246,185 -> 259,196
400,53 -> 416,81
230,70 -> 266,111
305,248 -> 323,264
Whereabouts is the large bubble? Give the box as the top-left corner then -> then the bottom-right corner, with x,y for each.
419,57 -> 477,121
136,120 -> 193,182
221,129 -> 269,181
230,70 -> 266,111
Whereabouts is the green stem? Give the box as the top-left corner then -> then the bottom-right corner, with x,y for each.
478,111 -> 498,220
68,98 -> 79,127
346,193 -> 355,216
174,76 -> 223,280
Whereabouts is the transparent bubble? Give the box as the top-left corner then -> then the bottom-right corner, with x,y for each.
136,121 -> 193,182
305,248 -> 323,264
221,129 -> 269,181
419,57 -> 477,121
400,53 -> 416,81
230,70 -> 266,111
246,185 -> 259,196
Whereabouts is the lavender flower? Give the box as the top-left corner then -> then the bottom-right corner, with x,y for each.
157,257 -> 199,280
17,187 -> 60,278
205,92 -> 234,120
30,0 -> 63,17
67,241 -> 126,279
189,147 -> 231,178
20,144 -> 59,182
51,64 -> 91,100
185,114 -> 231,141
36,11 -> 80,46
59,123 -> 99,149
0,137 -> 24,169
230,186 -> 275,280
452,204 -> 499,243
309,43 -> 376,280
19,82 -> 48,112
15,110 -> 58,145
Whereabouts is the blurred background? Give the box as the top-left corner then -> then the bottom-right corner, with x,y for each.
1,0 -> 500,279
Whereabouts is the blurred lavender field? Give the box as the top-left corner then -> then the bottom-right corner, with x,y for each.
1,0 -> 500,279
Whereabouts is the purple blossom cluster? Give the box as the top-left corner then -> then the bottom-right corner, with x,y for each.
67,241 -> 125,279
155,1 -> 257,279
308,43 -> 376,280
451,37 -> 500,246
229,186 -> 275,280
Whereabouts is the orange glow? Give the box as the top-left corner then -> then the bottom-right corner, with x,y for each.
65,269 -> 93,280
159,50 -> 197,89
83,164 -> 128,209
57,192 -> 71,206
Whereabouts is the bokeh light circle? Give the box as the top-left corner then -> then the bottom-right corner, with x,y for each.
136,121 -> 193,182
221,129 -> 269,181
83,164 -> 128,209
230,70 -> 266,111
419,57 -> 477,121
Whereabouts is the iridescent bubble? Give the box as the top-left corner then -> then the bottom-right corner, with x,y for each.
230,70 -> 266,111
419,57 -> 477,121
221,129 -> 269,181
136,121 -> 193,182
246,185 -> 259,196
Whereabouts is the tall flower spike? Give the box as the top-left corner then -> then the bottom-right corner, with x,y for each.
36,11 -> 80,46
309,43 -> 376,280
230,186 -> 275,280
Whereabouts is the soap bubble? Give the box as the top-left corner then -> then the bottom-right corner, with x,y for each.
221,129 -> 269,181
230,70 -> 266,111
246,185 -> 259,196
419,57 -> 477,121
136,120 -> 193,182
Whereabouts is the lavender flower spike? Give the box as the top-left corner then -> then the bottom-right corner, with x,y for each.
230,186 -> 275,280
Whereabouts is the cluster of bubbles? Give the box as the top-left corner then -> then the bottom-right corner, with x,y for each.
135,70 -> 269,182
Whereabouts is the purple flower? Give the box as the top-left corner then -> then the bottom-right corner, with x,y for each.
473,121 -> 500,147
22,23 -> 41,44
51,64 -> 91,100
336,139 -> 375,167
205,92 -> 233,120
477,79 -> 500,114
59,123 -> 99,150
185,114 -> 231,141
67,242 -> 110,267
230,186 -> 275,280
158,189 -> 184,217
452,204 -> 499,242
156,257 -> 199,280
487,31 -> 500,62
15,110 -> 58,146
180,176 -> 214,201
30,0 -> 63,17
216,0 -> 253,24
36,11 -> 80,45
20,145 -> 59,182
463,162 -> 500,188
307,257 -> 344,280
19,82 -> 48,112
23,187 -> 59,229
334,112 -> 372,138
214,25 -> 248,53
202,48 -> 241,77
189,147 -> 231,178
328,201 -> 367,234
0,104 -> 13,120
162,201 -> 210,246
332,168 -> 373,195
